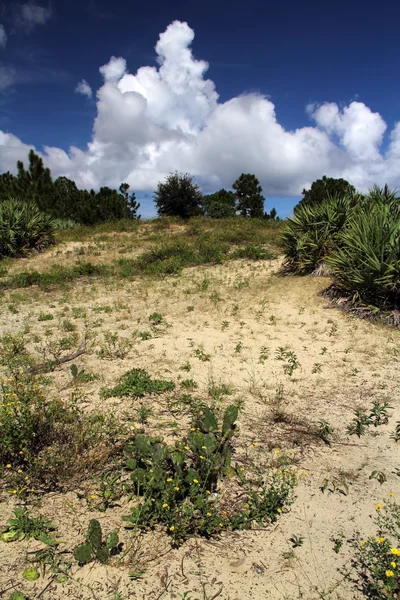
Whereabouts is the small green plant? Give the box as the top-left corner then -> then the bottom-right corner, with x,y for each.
316,420 -> 334,444
97,331 -> 133,359
38,312 -> 54,321
62,319 -> 77,332
331,532 -> 345,554
70,363 -> 98,384
370,470 -> 387,485
312,363 -> 322,374
181,379 -> 198,390
320,475 -> 349,496
137,405 -> 153,424
180,361 -> 192,372
90,472 -> 124,512
259,346 -> 269,363
235,342 -> 243,354
0,508 -> 57,544
289,534 -> 304,548
101,368 -> 175,399
149,312 -> 163,326
139,330 -> 152,340
391,422 -> 400,442
193,347 -> 211,362
73,519 -> 120,565
347,401 -> 393,437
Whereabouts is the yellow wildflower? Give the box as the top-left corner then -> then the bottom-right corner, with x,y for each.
206,512 -> 212,517
6,464 -> 11,468
376,504 -> 382,512
200,455 -> 205,460
274,449 -> 280,455
90,495 -> 96,499
193,479 -> 199,484
201,446 -> 207,450
190,428 -> 195,431
162,503 -> 169,508
252,442 -> 257,447
386,570 -> 394,577
219,522 -> 223,527
277,508 -> 282,513
169,526 -> 174,531
377,537 -> 385,544
149,469 -> 153,473
12,490 -> 17,494
240,467 -> 244,472
360,541 -> 366,547
391,548 -> 400,555
389,492 -> 394,497
17,469 -> 22,474
206,490 -> 211,495
167,478 -> 173,482
184,446 -> 189,451
174,486 -> 180,491
391,562 -> 397,569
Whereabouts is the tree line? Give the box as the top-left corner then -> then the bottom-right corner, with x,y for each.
154,172 -> 277,220
0,150 -> 140,225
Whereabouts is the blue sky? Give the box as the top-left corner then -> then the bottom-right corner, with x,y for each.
1,0 -> 400,217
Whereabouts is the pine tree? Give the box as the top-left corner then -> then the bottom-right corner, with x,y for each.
232,173 -> 264,218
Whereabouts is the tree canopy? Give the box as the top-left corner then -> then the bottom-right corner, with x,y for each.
203,189 -> 236,218
154,172 -> 203,219
232,173 -> 265,218
295,176 -> 356,212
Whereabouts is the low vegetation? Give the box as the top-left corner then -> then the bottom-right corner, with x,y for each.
0,175 -> 399,600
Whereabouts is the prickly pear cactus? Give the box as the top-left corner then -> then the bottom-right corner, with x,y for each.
73,542 -> 93,564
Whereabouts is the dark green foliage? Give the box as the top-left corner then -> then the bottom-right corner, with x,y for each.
232,173 -> 265,218
296,176 -> 356,211
281,195 -> 352,273
327,196 -> 400,307
203,189 -> 236,218
231,245 -> 275,261
0,151 -> 140,226
123,406 -> 295,546
154,172 -> 203,219
101,368 -> 175,399
0,198 -> 55,258
73,519 -> 119,565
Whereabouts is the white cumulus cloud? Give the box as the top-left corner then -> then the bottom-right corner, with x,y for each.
75,79 -> 92,99
0,25 -> 7,47
0,20 -> 400,200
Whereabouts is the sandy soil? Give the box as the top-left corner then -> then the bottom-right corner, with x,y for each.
1,252 -> 399,600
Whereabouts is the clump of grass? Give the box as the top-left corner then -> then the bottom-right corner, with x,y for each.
100,368 -> 175,399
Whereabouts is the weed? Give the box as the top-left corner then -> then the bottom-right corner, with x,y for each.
316,420 -> 334,444
149,312 -> 163,326
193,347 -> 211,362
369,471 -> 387,485
259,345 -> 269,363
352,498 -> 400,599
312,363 -> 322,374
289,534 -> 304,548
181,379 -> 198,390
38,312 -> 54,322
97,331 -> 133,359
391,422 -> 400,442
101,368 -> 175,399
0,508 -> 57,544
137,405 -> 153,424
320,475 -> 349,496
331,532 -> 345,554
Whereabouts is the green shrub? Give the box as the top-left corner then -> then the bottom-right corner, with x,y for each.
101,368 -> 175,399
353,498 -> 400,598
327,200 -> 400,307
0,198 -> 55,258
122,406 -> 296,546
281,195 -> 352,273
